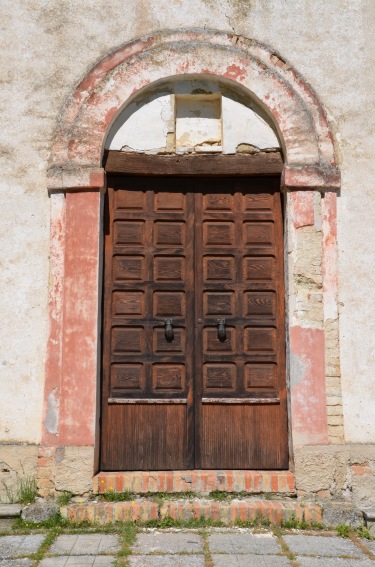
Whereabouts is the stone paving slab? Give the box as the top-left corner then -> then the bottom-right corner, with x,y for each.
297,558 -> 375,566
208,532 -> 281,554
40,556 -> 116,566
132,532 -> 203,554
0,534 -> 45,559
212,554 -> 291,566
0,560 -> 34,567
283,535 -> 365,558
129,557 -> 205,567
49,534 -> 119,556
363,540 -> 375,554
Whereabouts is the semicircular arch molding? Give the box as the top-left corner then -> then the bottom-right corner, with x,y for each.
48,29 -> 340,190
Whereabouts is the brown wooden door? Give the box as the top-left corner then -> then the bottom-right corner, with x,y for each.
100,176 -> 288,470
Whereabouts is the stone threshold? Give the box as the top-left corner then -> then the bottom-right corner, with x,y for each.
62,498 -> 320,526
94,470 -> 295,496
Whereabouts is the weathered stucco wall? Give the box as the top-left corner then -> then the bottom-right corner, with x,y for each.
0,0 -> 374,453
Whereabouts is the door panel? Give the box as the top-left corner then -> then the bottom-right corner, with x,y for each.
100,176 -> 288,471
100,178 -> 194,470
194,178 -> 288,469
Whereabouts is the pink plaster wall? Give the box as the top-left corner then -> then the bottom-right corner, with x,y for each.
42,191 -> 101,447
290,326 -> 329,446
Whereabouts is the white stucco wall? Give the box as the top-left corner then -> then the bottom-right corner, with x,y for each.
0,0 -> 374,444
106,87 -> 280,153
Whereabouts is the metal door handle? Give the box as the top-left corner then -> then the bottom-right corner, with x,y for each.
217,319 -> 226,341
164,319 -> 174,342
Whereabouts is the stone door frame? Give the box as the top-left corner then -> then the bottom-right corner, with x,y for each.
38,30 -> 342,496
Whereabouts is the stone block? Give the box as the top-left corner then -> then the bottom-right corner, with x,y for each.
0,446 -> 38,504
297,559 -> 374,567
0,505 -> 21,518
0,560 -> 34,567
21,500 -> 59,523
39,557 -> 116,566
53,446 -> 94,495
132,533 -> 203,554
208,533 -> 281,555
283,535 -> 364,558
0,535 -> 46,559
129,558 -> 205,567
322,502 -> 364,528
211,556 -> 290,567
49,534 -> 119,556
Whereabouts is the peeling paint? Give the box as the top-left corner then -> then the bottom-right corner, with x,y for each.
290,326 -> 329,446
44,388 -> 60,435
49,30 -> 337,175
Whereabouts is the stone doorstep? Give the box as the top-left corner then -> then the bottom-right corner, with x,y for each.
362,509 -> 375,522
93,470 -> 295,496
61,498 -> 320,526
0,504 -> 22,518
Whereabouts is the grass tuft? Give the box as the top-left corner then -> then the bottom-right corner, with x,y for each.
336,524 -> 352,538
0,475 -> 37,505
99,490 -> 134,502
57,491 -> 73,506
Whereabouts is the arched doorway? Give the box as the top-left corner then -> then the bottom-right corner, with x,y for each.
100,82 -> 288,470
40,30 -> 341,494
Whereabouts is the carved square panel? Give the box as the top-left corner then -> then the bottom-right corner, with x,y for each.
203,221 -> 234,246
204,292 -> 235,316
204,327 -> 235,353
244,222 -> 274,247
153,292 -> 186,317
155,192 -> 185,211
153,328 -> 185,353
244,257 -> 275,281
112,327 -> 145,354
244,291 -> 276,317
152,364 -> 185,391
203,194 -> 233,211
112,291 -> 145,317
203,363 -> 236,390
154,222 -> 185,246
115,190 -> 145,211
245,364 -> 276,389
244,327 -> 276,353
243,193 -> 273,211
204,256 -> 235,281
154,256 -> 185,281
114,221 -> 145,245
113,255 -> 145,281
110,363 -> 144,391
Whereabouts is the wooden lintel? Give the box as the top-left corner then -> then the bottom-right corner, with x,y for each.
104,151 -> 283,176
108,398 -> 187,404
202,398 -> 280,404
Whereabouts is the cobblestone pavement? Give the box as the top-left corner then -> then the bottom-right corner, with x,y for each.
0,529 -> 374,566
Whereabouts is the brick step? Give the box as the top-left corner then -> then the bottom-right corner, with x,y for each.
94,470 -> 295,496
62,498 -> 321,526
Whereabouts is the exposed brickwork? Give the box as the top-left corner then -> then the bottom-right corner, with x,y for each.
322,192 -> 344,444
37,447 -> 56,497
61,498 -> 321,526
351,463 -> 373,476
94,471 -> 295,496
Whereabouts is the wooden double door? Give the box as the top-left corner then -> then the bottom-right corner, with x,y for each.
100,175 -> 288,470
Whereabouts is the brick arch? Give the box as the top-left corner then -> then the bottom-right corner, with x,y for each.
48,29 -> 340,190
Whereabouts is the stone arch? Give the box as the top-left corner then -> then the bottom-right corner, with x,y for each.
48,29 -> 340,190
